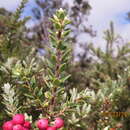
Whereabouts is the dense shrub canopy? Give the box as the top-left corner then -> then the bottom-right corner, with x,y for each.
1,0 -> 130,130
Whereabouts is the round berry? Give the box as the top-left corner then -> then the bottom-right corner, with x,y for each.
47,126 -> 57,130
3,121 -> 14,130
37,119 -> 49,129
54,117 -> 64,128
13,124 -> 23,130
12,114 -> 25,125
23,121 -> 31,129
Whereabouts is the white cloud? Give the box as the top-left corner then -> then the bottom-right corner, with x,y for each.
88,0 -> 130,48
0,0 -> 22,11
89,0 -> 130,29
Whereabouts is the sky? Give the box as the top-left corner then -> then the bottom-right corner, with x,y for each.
0,0 -> 21,11
88,0 -> 130,48
0,0 -> 130,48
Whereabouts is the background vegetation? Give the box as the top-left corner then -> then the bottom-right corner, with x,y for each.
0,0 -> 130,129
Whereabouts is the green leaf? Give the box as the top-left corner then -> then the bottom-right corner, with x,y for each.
34,87 -> 39,95
44,79 -> 51,88
49,18 -> 56,23
53,78 -> 61,86
61,49 -> 71,62
48,29 -> 55,37
47,68 -> 55,77
50,54 -> 57,64
38,88 -> 43,97
44,91 -> 52,99
30,76 -> 36,88
42,102 -> 49,107
44,78 -> 54,88
59,12 -> 65,20
58,42 -> 67,50
56,8 -> 66,20
45,59 -> 54,69
53,15 -> 59,22
59,63 -> 67,72
50,35 -> 57,48
63,30 -> 71,37
56,87 -> 65,94
64,19 -> 71,25
24,94 -> 34,99
61,75 -> 71,83
55,23 -> 61,30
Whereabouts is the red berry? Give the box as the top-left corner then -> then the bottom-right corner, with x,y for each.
2,121 -> 14,130
37,119 -> 49,129
12,114 -> 25,125
23,121 -> 31,129
47,126 -> 57,130
54,118 -> 64,128
13,124 -> 23,130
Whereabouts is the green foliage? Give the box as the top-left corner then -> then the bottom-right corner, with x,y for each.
1,8 -> 92,129
28,0 -> 93,57
2,83 -> 20,116
0,0 -> 31,62
1,1 -> 130,130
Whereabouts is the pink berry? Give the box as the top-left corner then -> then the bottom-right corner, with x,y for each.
37,119 -> 49,129
13,124 -> 23,130
54,117 -> 64,128
23,121 -> 31,129
2,121 -> 14,130
47,126 -> 57,130
12,114 -> 25,125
